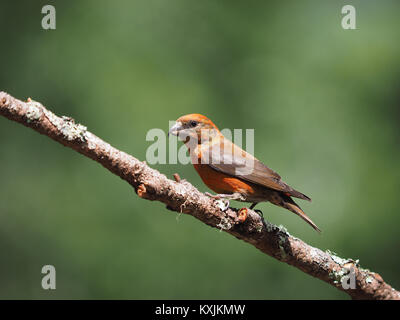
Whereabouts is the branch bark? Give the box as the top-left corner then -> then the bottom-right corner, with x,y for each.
0,91 -> 398,300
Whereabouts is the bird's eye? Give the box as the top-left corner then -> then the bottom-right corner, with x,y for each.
189,120 -> 198,127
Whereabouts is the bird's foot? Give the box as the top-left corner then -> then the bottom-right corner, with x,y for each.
215,199 -> 230,211
205,193 -> 229,210
205,192 -> 220,199
205,192 -> 246,211
248,203 -> 263,218
254,209 -> 264,218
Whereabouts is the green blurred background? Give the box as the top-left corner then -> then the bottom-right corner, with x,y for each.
0,0 -> 399,299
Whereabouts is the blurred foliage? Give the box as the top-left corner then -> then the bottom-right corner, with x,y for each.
0,0 -> 399,299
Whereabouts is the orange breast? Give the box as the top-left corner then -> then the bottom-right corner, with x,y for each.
193,164 -> 256,195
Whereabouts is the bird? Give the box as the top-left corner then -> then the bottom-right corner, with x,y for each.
168,114 -> 320,232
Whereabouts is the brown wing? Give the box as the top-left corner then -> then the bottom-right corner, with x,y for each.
202,140 -> 311,201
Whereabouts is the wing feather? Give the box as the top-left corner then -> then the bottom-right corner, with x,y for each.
202,140 -> 311,201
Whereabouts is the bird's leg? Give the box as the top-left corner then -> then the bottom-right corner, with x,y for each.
205,192 -> 245,212
204,192 -> 219,199
205,192 -> 245,201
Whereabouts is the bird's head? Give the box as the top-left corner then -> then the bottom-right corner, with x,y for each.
169,114 -> 220,144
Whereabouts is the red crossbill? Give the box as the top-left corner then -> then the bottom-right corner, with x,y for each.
169,114 -> 320,232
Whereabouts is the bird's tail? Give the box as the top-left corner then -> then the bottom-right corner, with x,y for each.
279,195 -> 321,232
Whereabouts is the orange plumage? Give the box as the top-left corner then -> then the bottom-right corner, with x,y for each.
169,114 -> 320,232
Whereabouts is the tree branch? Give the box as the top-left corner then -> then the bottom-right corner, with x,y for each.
0,91 -> 398,300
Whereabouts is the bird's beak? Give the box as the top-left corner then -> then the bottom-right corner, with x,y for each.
168,121 -> 183,137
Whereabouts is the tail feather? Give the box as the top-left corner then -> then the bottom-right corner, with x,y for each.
280,196 -> 321,232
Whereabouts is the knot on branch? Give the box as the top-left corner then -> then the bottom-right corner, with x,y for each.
136,184 -> 150,199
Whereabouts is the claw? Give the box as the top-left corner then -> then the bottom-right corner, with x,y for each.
254,209 -> 264,218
